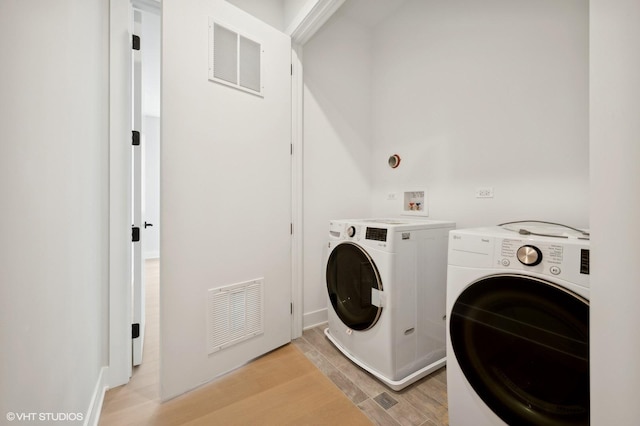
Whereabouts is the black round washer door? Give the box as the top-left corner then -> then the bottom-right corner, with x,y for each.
450,274 -> 589,426
326,242 -> 383,331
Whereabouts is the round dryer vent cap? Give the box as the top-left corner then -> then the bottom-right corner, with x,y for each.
388,154 -> 401,168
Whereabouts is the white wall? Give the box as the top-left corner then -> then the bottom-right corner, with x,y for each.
142,10 -> 161,118
224,0 -> 323,40
370,0 -> 589,229
226,0 -> 285,31
285,0 -> 312,26
143,116 -> 161,259
590,0 -> 640,423
302,8 -> 373,327
284,0 -> 318,34
141,10 -> 161,259
0,0 -> 109,419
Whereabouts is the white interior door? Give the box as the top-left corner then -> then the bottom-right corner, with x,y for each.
161,0 -> 292,399
131,10 -> 145,367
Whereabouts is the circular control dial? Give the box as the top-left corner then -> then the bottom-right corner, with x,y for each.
346,226 -> 356,238
517,245 -> 542,266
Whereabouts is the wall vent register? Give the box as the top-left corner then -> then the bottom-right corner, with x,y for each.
206,278 -> 264,354
208,19 -> 263,96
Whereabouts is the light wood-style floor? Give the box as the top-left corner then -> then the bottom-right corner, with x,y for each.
99,260 -> 448,425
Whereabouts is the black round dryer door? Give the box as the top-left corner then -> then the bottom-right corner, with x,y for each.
326,242 -> 383,331
449,274 -> 589,426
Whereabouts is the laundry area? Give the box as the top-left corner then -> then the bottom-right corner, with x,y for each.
161,0 -> 593,423
2,0 -> 639,425
158,0 -> 617,424
300,0 -> 588,331
303,1 -> 590,423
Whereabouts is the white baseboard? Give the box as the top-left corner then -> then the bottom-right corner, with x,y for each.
303,308 -> 328,330
84,366 -> 108,426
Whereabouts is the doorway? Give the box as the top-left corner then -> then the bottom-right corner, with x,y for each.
132,2 -> 161,370
108,0 -> 336,393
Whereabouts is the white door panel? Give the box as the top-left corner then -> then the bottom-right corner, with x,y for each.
161,0 -> 292,399
132,12 -> 145,367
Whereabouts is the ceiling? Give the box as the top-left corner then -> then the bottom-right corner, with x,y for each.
337,0 -> 408,28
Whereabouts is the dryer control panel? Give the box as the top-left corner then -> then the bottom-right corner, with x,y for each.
448,228 -> 590,289
497,239 -> 589,289
499,239 -> 564,271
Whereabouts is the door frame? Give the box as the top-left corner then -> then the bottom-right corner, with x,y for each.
131,8 -> 146,367
288,0 -> 346,337
291,43 -> 304,340
107,0 -> 344,388
108,0 -> 133,388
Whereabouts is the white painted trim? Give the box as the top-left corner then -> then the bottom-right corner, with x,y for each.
108,0 -> 133,388
289,0 -> 346,46
303,308 -> 328,330
288,1 -> 346,339
291,44 -> 304,340
84,367 -> 109,426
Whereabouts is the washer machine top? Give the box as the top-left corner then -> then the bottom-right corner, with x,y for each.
329,218 -> 455,252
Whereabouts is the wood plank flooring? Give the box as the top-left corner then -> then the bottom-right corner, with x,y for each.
99,259 -> 449,425
294,328 -> 449,426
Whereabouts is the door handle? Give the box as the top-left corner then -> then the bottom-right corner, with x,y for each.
144,221 -> 153,229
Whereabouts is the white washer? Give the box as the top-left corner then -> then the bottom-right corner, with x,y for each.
446,223 -> 590,426
325,218 -> 455,390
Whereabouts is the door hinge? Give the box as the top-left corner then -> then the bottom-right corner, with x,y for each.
132,226 -> 140,242
132,34 -> 141,51
291,64 -> 293,75
290,303 -> 293,315
132,130 -> 140,146
290,143 -> 293,155
132,323 -> 140,339
290,223 -> 293,235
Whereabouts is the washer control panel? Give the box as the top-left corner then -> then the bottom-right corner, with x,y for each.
329,222 -> 392,243
329,221 -> 364,241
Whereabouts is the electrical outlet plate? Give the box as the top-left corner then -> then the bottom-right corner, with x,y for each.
476,187 -> 494,198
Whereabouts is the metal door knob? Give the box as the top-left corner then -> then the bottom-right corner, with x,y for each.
144,221 -> 154,228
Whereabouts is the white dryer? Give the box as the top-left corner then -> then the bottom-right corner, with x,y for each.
446,223 -> 590,426
325,218 -> 455,390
